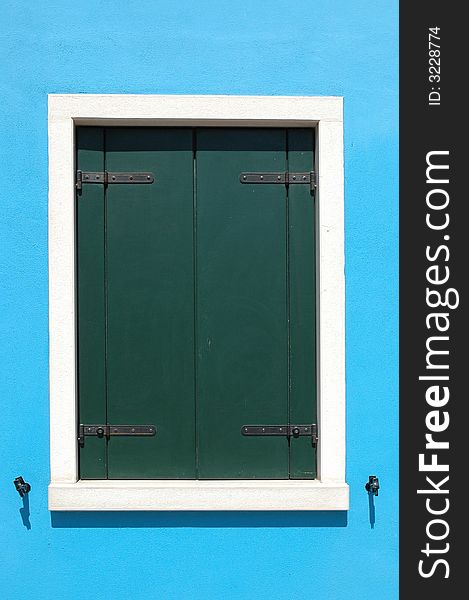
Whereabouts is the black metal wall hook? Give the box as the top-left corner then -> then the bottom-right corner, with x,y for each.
365,475 -> 380,496
14,476 -> 31,497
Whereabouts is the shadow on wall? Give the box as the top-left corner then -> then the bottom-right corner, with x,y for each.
51,510 -> 348,529
20,494 -> 32,530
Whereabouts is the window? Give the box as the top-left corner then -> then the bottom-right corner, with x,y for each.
48,95 -> 347,510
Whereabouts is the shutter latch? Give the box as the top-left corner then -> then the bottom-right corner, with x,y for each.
76,170 -> 155,190
241,424 -> 318,445
78,424 -> 157,447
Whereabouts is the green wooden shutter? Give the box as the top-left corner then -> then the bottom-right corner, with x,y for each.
77,127 -> 107,479
287,129 -> 317,479
77,127 -> 316,480
78,128 -> 196,479
196,128 -> 289,478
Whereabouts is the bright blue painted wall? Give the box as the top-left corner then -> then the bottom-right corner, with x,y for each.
0,1 -> 398,598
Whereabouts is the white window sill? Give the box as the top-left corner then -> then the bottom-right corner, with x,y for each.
48,480 -> 349,511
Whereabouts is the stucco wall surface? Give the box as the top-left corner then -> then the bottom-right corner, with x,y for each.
0,2 -> 398,599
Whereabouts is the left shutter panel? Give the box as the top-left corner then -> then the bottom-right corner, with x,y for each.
77,127 -> 107,479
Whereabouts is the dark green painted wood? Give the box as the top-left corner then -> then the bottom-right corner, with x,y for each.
105,128 -> 196,478
77,126 -> 317,481
77,127 -> 107,479
288,129 -> 317,478
195,128 -> 289,479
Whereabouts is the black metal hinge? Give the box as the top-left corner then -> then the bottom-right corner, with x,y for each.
78,424 -> 156,447
76,170 -> 155,190
240,171 -> 317,192
241,424 -> 318,444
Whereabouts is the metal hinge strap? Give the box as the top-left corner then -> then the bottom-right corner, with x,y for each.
78,424 -> 157,447
241,424 -> 318,444
240,171 -> 317,192
76,170 -> 155,190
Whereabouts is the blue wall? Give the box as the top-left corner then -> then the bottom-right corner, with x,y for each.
0,1 -> 398,598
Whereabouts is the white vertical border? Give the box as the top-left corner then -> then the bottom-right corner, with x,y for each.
48,95 -> 347,510
316,119 -> 345,482
48,113 -> 77,483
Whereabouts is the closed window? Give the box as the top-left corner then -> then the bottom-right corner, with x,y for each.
77,126 -> 317,480
48,94 -> 347,510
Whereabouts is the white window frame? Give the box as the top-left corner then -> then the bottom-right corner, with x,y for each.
48,94 -> 347,511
